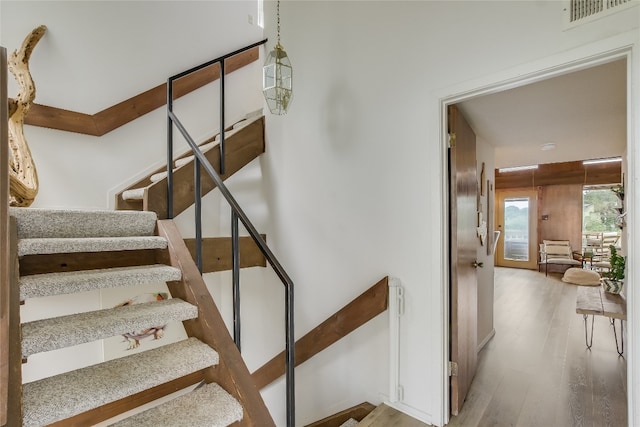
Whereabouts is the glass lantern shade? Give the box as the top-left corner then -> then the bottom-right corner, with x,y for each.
263,44 -> 293,115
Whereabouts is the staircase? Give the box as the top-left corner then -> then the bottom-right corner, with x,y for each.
115,110 -> 265,218
1,37 -> 295,425
11,207 -> 272,426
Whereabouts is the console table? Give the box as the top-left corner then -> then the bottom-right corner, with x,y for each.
576,285 -> 626,356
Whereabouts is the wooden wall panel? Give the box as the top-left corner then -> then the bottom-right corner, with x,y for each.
538,184 -> 584,251
495,159 -> 621,189
495,170 -> 535,189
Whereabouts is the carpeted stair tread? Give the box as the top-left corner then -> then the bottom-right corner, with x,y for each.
150,170 -> 169,182
22,337 -> 218,427
17,235 -> 168,256
122,187 -> 145,201
22,298 -> 197,358
119,112 -> 263,201
174,141 -> 218,168
19,264 -> 182,300
10,207 -> 157,238
111,382 -> 243,427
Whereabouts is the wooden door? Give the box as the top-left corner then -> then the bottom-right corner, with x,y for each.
495,189 -> 539,269
448,105 -> 478,416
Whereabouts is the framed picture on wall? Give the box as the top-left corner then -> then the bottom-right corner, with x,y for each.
487,179 -> 494,255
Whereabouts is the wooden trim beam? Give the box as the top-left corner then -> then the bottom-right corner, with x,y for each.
305,402 -> 376,427
19,234 -> 267,277
495,159 -> 622,189
157,220 -> 274,426
184,236 -> 267,273
19,249 -> 158,276
18,47 -> 259,136
252,276 -> 389,390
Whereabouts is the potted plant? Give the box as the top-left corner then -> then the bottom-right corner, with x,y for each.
602,245 -> 625,294
611,184 -> 625,201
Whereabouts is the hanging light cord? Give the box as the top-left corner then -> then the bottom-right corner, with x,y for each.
276,0 -> 281,47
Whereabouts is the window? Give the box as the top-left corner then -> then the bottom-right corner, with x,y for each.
582,186 -> 620,232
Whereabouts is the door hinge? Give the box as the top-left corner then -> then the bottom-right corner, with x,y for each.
449,133 -> 456,148
448,361 -> 458,377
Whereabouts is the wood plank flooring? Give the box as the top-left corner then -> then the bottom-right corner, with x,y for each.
447,267 -> 627,427
358,404 -> 431,427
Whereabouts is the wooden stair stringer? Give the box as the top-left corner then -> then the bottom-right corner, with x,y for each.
116,115 -> 265,219
3,218 -> 21,426
157,219 -> 275,426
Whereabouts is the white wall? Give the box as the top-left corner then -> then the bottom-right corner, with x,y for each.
2,1 -> 639,426
261,1 -> 639,425
476,137 -> 495,350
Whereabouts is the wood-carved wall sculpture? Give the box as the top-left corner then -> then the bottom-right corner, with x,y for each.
8,25 -> 46,207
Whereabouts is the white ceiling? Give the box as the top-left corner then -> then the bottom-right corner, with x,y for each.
457,58 -> 627,169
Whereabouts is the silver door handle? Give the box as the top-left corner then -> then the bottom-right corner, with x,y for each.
472,261 -> 484,268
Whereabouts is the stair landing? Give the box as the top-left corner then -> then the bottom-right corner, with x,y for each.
357,404 -> 432,427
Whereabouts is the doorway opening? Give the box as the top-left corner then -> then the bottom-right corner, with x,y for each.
495,189 -> 539,270
443,49 -> 632,425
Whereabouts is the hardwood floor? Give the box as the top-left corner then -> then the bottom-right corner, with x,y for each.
358,404 -> 431,427
447,267 -> 627,427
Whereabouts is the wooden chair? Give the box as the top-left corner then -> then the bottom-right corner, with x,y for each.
539,240 -> 582,276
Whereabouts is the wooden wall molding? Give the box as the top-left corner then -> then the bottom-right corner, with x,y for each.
251,277 -> 389,390
13,47 -> 259,136
495,159 -> 622,189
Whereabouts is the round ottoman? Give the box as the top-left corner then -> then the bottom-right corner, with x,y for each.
561,267 -> 601,286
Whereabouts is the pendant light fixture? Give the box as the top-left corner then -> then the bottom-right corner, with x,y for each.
263,0 -> 292,115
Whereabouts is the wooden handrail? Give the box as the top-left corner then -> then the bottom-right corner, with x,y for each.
251,276 -> 389,390
14,47 -> 259,136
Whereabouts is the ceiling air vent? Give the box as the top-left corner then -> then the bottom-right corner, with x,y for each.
565,0 -> 637,26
